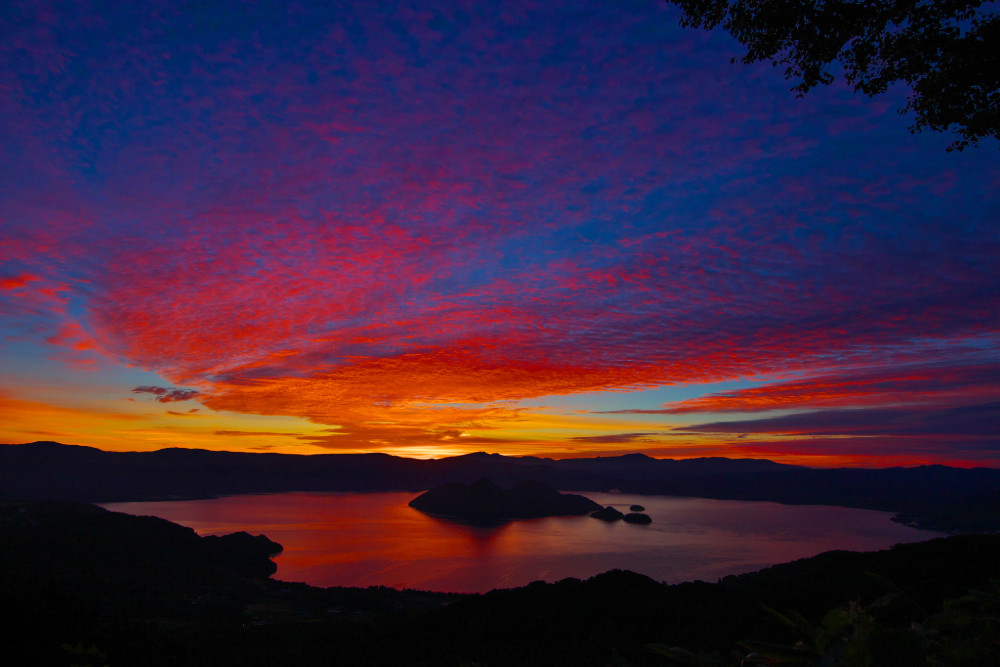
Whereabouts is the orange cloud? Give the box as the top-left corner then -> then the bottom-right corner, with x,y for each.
659,364 -> 1000,413
724,435 -> 1000,469
0,392 -> 143,446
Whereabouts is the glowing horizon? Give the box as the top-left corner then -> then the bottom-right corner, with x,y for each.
2,1 -> 998,468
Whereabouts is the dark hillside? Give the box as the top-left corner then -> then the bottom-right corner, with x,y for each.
3,500 -> 999,666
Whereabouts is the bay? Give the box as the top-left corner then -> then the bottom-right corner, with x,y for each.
100,491 -> 944,593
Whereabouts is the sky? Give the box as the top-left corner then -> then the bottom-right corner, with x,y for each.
2,0 -> 998,467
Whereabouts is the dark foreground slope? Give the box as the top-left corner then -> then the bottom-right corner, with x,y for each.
3,501 -> 999,666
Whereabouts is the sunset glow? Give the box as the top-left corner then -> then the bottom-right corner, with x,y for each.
1,0 -> 998,467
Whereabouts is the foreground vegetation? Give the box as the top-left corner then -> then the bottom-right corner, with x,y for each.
3,501 -> 998,666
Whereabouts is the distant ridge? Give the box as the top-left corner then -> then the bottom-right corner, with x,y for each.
503,451 -> 801,481
3,441 -> 1000,531
0,441 -> 617,503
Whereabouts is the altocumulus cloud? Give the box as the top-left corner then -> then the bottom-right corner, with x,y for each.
132,386 -> 201,403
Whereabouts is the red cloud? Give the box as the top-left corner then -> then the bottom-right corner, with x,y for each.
674,402 -> 1000,437
726,436 -> 1000,469
0,274 -> 39,290
659,364 -> 1000,413
3,0 -> 999,461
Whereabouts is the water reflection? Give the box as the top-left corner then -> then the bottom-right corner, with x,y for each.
101,491 -> 943,593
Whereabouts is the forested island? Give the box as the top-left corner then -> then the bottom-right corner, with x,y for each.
408,478 -> 601,522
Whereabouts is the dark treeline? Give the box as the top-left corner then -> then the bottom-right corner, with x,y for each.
3,500 -> 999,666
4,442 -> 1000,531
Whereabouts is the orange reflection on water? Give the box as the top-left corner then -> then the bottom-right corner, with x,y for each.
102,491 -> 943,593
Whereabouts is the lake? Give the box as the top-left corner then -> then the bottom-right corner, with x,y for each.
101,491 -> 944,593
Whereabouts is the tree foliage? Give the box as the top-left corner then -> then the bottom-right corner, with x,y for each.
666,0 -> 1000,150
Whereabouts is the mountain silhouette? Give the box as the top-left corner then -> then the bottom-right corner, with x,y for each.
4,441 -> 1000,531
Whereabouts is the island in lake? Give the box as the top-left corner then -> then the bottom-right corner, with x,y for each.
589,505 -> 653,523
408,477 -> 601,522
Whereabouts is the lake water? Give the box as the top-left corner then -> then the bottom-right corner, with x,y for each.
101,492 -> 944,593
